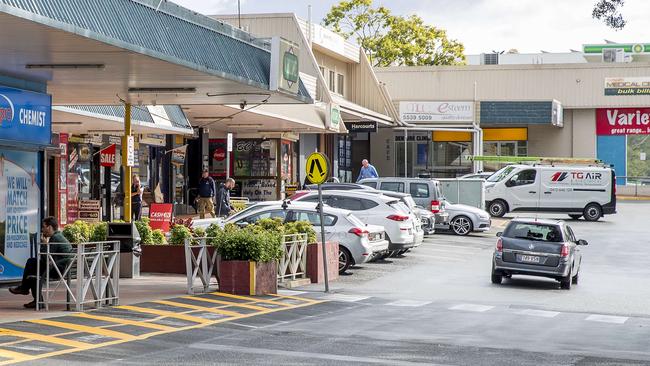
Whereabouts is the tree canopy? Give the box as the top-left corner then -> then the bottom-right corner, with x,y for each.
593,0 -> 626,30
323,0 -> 465,67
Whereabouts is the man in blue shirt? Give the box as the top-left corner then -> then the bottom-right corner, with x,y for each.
357,159 -> 379,182
196,169 -> 216,219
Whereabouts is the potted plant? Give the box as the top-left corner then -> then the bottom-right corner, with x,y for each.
212,223 -> 283,296
140,222 -> 190,274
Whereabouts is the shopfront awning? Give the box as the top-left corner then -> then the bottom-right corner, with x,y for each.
331,95 -> 394,126
52,105 -> 194,135
0,0 -> 312,106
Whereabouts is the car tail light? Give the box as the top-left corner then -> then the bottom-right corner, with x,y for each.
431,200 -> 440,214
348,227 -> 369,237
387,214 -> 409,221
560,244 -> 569,257
288,191 -> 309,201
496,238 -> 503,253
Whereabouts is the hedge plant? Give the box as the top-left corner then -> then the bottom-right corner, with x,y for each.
169,224 -> 193,245
150,229 -> 167,245
135,218 -> 154,244
62,220 -> 92,243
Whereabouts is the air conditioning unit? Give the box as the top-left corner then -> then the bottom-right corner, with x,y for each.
480,53 -> 499,65
602,48 -> 625,63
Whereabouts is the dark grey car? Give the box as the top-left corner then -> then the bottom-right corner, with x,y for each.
492,218 -> 587,290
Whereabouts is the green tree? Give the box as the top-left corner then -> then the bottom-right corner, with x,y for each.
593,0 -> 626,29
323,0 -> 465,67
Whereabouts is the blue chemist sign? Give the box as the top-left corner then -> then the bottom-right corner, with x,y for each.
0,86 -> 52,146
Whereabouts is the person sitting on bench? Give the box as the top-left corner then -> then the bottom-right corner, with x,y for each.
8,217 -> 72,309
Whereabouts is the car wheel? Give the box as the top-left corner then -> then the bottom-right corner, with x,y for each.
451,216 -> 473,236
568,214 -> 582,220
583,203 -> 602,222
560,266 -> 573,290
572,271 -> 579,285
491,264 -> 502,284
338,246 -> 352,274
488,200 -> 507,218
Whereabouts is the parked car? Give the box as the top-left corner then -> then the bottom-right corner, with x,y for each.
492,218 -> 587,290
357,177 -> 450,228
459,172 -> 494,180
223,201 -> 389,274
441,203 -> 491,236
304,183 -> 374,191
291,190 -> 423,252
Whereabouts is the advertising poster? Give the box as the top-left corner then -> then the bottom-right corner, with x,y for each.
0,150 -> 41,282
149,203 -> 174,232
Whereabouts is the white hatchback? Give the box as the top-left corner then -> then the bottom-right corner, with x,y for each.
291,190 -> 423,252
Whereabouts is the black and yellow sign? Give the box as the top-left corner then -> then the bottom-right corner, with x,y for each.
305,152 -> 329,185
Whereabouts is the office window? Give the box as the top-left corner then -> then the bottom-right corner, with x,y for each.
329,70 -> 336,92
336,73 -> 345,95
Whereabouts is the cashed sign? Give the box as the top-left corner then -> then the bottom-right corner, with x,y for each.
149,203 -> 174,232
596,108 -> 650,135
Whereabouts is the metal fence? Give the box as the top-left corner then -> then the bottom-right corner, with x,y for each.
617,176 -> 650,197
278,234 -> 308,282
184,237 -> 219,295
37,241 -> 120,311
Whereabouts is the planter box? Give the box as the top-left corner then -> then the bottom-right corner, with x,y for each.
141,245 -> 216,274
218,260 -> 277,295
306,241 -> 339,284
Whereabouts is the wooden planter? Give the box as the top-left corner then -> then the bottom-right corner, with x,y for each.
218,260 -> 278,295
141,245 -> 216,274
306,241 -> 339,284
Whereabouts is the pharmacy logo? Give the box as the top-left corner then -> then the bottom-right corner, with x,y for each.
551,172 -> 569,182
0,94 -> 15,127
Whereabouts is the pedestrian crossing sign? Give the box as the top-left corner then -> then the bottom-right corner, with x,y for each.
306,152 -> 329,185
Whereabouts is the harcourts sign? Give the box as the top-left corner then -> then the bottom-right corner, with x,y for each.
399,101 -> 474,123
0,86 -> 51,145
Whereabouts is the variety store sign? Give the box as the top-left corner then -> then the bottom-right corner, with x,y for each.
596,108 -> 650,135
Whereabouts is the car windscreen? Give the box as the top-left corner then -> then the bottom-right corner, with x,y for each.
486,166 -> 516,183
503,223 -> 563,242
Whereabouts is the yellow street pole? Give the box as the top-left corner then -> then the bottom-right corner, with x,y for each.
123,103 -> 132,222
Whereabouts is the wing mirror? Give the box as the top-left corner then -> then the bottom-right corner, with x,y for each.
496,232 -> 503,237
236,221 -> 250,228
577,239 -> 588,246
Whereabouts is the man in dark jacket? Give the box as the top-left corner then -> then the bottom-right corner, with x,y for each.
196,169 -> 216,219
216,178 -> 236,217
9,217 -> 73,309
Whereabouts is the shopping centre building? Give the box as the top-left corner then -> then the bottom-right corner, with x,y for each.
374,43 -> 650,182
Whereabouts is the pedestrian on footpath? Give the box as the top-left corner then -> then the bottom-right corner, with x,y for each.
216,177 -> 236,217
9,217 -> 73,309
356,159 -> 379,182
197,169 -> 217,219
131,174 -> 142,221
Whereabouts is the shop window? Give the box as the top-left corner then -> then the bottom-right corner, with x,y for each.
380,182 -> 405,192
234,139 -> 277,177
410,183 -> 429,198
627,135 -> 650,179
328,70 -> 336,92
336,73 -> 345,95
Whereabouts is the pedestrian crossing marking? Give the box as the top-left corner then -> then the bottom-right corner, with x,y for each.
0,328 -> 89,349
585,314 -> 628,324
0,349 -> 29,362
322,294 -> 370,302
116,305 -> 213,324
182,296 -> 270,311
386,300 -> 432,307
270,293 -> 318,303
28,319 -> 138,341
210,292 -> 293,306
516,309 -> 560,318
449,304 -> 494,312
72,313 -> 174,331
152,300 -> 244,318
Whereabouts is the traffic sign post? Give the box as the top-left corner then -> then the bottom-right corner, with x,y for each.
305,152 -> 330,292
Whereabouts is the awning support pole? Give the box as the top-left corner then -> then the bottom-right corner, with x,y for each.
404,129 -> 407,178
123,103 -> 132,222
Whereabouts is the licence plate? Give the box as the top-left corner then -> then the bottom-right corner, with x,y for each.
519,255 -> 541,264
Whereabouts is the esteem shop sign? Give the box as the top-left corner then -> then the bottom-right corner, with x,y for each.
596,108 -> 650,135
400,101 -> 474,123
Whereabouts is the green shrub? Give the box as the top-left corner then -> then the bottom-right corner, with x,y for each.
135,218 -> 153,245
90,222 -> 108,242
284,221 -> 317,243
169,224 -> 193,245
205,224 -> 224,246
193,227 -> 206,238
256,217 -> 284,233
231,201 -> 248,213
150,229 -> 167,245
216,225 -> 283,262
62,220 -> 92,243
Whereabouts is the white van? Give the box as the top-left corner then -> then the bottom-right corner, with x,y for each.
484,164 -> 616,221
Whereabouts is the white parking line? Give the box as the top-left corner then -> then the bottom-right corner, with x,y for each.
278,290 -> 307,296
585,314 -> 628,324
323,294 -> 370,302
516,309 -> 560,318
386,300 -> 432,307
449,304 -> 494,312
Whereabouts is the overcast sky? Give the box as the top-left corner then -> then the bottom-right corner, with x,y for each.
172,0 -> 650,54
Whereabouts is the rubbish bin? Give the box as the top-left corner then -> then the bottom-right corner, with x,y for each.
107,223 -> 141,278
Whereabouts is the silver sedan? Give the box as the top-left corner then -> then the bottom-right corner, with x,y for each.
437,202 -> 492,236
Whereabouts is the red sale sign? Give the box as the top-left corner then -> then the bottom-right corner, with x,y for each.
596,108 -> 650,135
149,203 -> 174,232
100,144 -> 117,167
